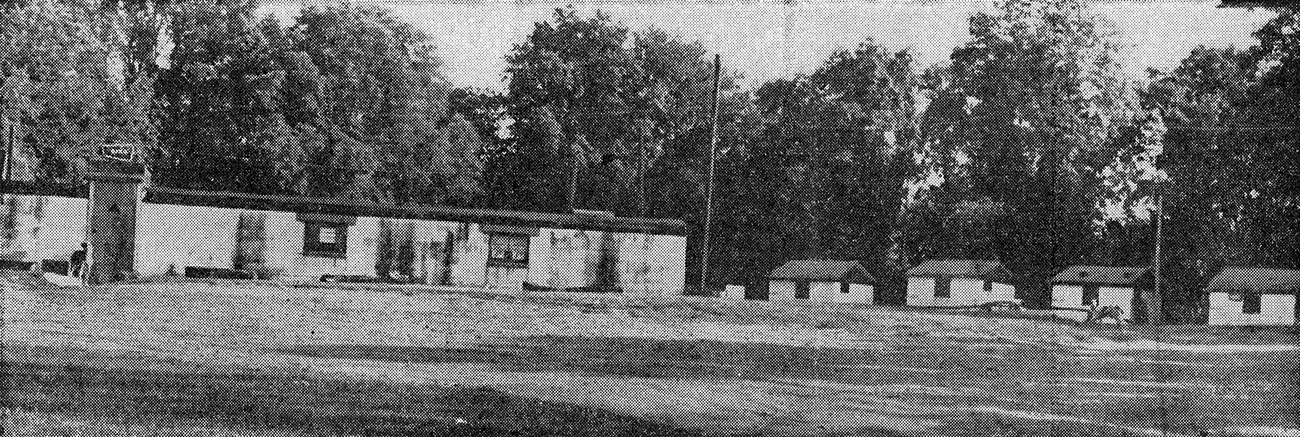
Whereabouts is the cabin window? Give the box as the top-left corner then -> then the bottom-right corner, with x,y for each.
983,281 -> 993,293
795,281 -> 810,299
1082,285 -> 1100,306
303,222 -> 348,258
487,233 -> 530,268
1242,293 -> 1262,315
934,277 -> 952,298
841,282 -> 851,294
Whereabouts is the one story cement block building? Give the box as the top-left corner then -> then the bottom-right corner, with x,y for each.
0,158 -> 688,295
767,259 -> 874,304
905,259 -> 1016,308
1050,266 -> 1149,322
1205,267 -> 1299,326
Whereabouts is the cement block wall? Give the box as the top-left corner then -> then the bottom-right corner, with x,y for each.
0,194 -> 87,264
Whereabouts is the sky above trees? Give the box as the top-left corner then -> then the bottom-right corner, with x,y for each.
262,0 -> 1274,91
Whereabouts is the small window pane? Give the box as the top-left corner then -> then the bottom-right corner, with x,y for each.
1082,285 -> 1100,306
488,234 -> 530,266
935,278 -> 951,298
1243,293 -> 1262,315
319,227 -> 337,244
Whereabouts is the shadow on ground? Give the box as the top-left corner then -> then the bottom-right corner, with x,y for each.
5,345 -> 924,437
266,335 -> 998,386
6,345 -> 711,437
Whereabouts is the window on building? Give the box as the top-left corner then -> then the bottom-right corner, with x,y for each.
841,282 -> 851,294
983,281 -> 993,293
934,277 -> 952,298
303,222 -> 348,258
1242,292 -> 1262,315
795,281 -> 810,299
298,213 -> 355,259
1082,285 -> 1100,306
487,233 -> 530,268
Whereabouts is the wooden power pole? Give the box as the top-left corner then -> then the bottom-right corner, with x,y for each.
1149,193 -> 1165,325
699,54 -> 721,296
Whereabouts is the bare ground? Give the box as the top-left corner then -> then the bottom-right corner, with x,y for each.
3,275 -> 1297,436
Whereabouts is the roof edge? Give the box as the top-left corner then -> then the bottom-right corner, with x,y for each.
143,186 -> 688,236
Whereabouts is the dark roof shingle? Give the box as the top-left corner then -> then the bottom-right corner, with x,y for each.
1052,266 -> 1150,286
768,260 -> 873,282
1205,267 -> 1300,295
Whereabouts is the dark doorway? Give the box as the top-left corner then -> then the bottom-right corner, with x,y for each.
1242,293 -> 1262,315
795,281 -> 810,299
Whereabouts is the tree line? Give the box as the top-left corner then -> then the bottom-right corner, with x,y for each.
3,0 -> 1296,319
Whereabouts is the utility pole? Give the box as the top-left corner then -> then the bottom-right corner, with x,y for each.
639,139 -> 648,216
1149,193 -> 1164,325
567,141 -> 578,212
698,54 -> 721,296
2,111 -> 12,181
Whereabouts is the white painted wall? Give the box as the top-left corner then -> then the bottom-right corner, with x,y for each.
808,281 -> 840,302
906,277 -> 986,307
0,194 -> 88,263
1052,285 -> 1135,322
615,232 -> 687,296
987,282 -> 1017,303
528,229 -> 685,295
132,202 -> 686,294
722,284 -> 745,300
835,283 -> 873,304
771,279 -> 872,304
906,277 -> 935,307
134,203 -> 378,280
133,203 -> 241,276
768,280 -> 797,301
1207,292 -> 1296,326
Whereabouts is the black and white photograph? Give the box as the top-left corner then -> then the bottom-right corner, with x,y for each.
0,0 -> 1297,435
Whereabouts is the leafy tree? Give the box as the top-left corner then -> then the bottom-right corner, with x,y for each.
1134,46 -> 1252,321
153,2 -> 484,204
924,0 -> 1143,305
1233,6 -> 1300,269
1,0 -> 156,183
719,42 -> 921,297
151,0 -> 303,194
501,8 -> 735,216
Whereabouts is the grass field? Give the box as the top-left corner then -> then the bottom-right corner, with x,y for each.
3,275 -> 1297,436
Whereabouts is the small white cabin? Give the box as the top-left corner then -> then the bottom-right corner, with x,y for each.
767,259 -> 874,304
1205,267 -> 1299,326
905,259 -> 1015,307
1051,266 -> 1149,323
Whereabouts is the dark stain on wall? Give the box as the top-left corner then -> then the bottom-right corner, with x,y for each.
376,219 -> 417,281
234,212 -> 267,273
598,232 -> 621,288
1,196 -> 22,260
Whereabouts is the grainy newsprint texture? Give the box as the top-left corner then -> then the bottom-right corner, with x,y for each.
2,0 -> 1297,436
